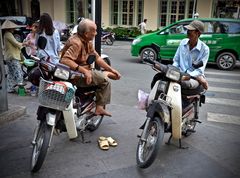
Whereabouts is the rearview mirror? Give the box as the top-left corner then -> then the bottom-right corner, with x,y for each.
37,36 -> 47,50
87,55 -> 96,65
21,47 -> 30,59
192,60 -> 203,69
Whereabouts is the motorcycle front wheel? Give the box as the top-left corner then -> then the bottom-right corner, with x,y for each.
136,116 -> 164,168
30,121 -> 52,172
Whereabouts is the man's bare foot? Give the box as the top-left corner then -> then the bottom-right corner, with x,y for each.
95,105 -> 112,117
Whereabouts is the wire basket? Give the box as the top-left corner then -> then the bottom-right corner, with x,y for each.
38,78 -> 75,110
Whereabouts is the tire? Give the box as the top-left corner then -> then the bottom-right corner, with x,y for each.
87,105 -> 105,131
30,122 -> 52,172
182,100 -> 200,137
105,37 -> 114,45
216,52 -> 236,70
140,47 -> 157,63
136,117 -> 164,168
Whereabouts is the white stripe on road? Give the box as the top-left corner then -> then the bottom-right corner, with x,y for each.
205,71 -> 240,77
208,86 -> 240,94
207,78 -> 240,84
206,97 -> 240,107
207,112 -> 240,125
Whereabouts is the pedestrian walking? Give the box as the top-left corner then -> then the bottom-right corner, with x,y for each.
138,19 -> 147,35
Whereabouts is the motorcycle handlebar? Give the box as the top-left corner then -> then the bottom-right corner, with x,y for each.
143,59 -> 168,73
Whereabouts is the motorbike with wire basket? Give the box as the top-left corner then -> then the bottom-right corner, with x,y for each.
136,43 -> 206,168
21,36 -> 108,173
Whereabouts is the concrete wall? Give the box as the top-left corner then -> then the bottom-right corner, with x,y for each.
38,0 -> 65,21
102,0 -> 110,27
196,0 -> 213,18
20,0 -> 215,30
143,0 -> 158,31
21,0 -> 31,17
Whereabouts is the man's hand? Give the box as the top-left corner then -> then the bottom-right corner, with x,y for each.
111,69 -> 121,80
103,68 -> 121,80
84,70 -> 92,85
197,76 -> 208,90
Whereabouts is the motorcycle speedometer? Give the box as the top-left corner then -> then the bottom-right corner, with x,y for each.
166,68 -> 181,81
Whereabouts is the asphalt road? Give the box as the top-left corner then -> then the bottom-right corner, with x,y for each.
0,41 -> 240,178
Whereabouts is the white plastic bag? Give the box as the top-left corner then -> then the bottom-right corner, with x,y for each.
137,89 -> 149,110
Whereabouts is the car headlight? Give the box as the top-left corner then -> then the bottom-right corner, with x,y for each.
166,68 -> 181,81
54,67 -> 70,80
132,38 -> 141,45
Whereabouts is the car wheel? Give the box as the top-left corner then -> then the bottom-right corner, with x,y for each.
216,52 -> 236,70
140,47 -> 157,63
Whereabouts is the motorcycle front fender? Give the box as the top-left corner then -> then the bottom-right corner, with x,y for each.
62,100 -> 78,139
140,101 -> 170,129
167,82 -> 182,140
46,113 -> 56,126
147,101 -> 170,123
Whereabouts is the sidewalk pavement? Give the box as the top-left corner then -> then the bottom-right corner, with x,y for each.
0,104 -> 26,125
0,85 -> 36,125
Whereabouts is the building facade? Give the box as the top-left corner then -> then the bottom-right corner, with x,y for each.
1,0 -> 239,30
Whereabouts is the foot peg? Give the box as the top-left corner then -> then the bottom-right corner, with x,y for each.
193,119 -> 202,123
186,129 -> 196,133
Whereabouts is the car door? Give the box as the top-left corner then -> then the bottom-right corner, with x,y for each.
160,21 -> 189,60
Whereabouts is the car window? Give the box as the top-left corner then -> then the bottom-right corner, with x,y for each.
159,22 -> 188,35
221,22 -> 240,34
205,22 -> 215,33
168,24 -> 187,34
204,21 -> 240,34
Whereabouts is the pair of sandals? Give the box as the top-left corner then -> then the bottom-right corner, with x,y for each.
98,136 -> 118,150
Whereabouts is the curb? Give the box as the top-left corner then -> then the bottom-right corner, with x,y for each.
0,104 -> 26,125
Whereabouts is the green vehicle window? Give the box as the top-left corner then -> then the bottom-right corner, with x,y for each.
220,22 -> 240,34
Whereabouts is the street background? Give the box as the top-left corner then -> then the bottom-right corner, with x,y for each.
0,41 -> 240,178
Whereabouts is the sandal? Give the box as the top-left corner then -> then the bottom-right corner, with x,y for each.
107,137 -> 118,147
98,136 -> 109,150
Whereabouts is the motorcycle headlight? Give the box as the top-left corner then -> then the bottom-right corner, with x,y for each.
54,67 -> 70,80
166,68 -> 181,81
132,38 -> 141,45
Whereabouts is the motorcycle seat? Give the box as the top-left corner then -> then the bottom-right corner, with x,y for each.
181,85 -> 204,96
75,86 -> 99,95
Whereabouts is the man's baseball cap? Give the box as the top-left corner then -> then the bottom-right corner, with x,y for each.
184,20 -> 204,33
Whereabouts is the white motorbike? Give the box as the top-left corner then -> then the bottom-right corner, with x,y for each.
136,44 -> 206,168
22,36 -> 109,172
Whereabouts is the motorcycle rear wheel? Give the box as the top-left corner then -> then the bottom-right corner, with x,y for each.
136,116 -> 164,168
87,105 -> 105,131
30,121 -> 52,172
87,114 -> 104,131
182,101 -> 199,137
105,37 -> 114,45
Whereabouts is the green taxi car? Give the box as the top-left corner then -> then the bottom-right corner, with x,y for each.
131,18 -> 240,70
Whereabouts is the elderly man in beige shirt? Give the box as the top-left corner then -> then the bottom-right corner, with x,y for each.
60,18 -> 121,117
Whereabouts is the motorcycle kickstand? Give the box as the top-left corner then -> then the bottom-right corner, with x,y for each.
165,134 -> 172,145
165,134 -> 188,149
79,131 -> 91,144
178,139 -> 188,149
